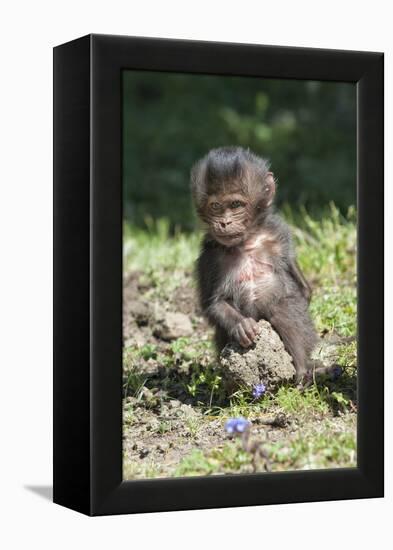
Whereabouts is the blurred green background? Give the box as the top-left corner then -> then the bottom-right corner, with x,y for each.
123,71 -> 356,230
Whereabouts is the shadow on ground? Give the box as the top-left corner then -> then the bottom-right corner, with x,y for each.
24,485 -> 52,501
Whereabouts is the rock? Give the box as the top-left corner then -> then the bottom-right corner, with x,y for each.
128,300 -> 151,326
153,311 -> 193,341
139,448 -> 149,459
220,320 -> 295,393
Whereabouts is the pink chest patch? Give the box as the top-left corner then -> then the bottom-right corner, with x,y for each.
237,271 -> 253,282
235,254 -> 273,283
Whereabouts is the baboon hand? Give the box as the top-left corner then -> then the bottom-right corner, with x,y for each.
231,318 -> 261,348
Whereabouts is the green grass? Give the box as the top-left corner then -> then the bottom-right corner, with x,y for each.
218,382 -> 353,422
310,285 -> 356,336
266,425 -> 356,470
123,218 -> 200,294
174,421 -> 356,476
123,459 -> 163,480
175,443 -> 251,477
290,204 -> 356,285
336,340 -> 357,367
123,336 -> 225,408
292,203 -> 357,337
269,386 -> 329,415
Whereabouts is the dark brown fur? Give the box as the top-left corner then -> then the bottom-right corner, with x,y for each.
191,146 -> 318,381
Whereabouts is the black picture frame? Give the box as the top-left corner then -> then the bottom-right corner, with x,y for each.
53,34 -> 384,516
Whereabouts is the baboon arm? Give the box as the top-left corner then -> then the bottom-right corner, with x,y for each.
288,259 -> 312,303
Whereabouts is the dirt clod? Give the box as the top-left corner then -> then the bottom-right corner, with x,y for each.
128,300 -> 152,326
220,320 -> 296,392
153,311 -> 193,341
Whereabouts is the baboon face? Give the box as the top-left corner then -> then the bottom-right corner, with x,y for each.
191,147 -> 276,247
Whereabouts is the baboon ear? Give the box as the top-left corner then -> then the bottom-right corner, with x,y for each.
263,172 -> 276,206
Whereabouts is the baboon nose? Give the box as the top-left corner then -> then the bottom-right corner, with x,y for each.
220,220 -> 232,228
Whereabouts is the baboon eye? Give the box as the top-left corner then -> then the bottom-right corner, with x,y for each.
210,202 -> 221,210
230,200 -> 243,209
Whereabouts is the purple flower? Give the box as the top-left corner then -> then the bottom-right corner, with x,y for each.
225,417 -> 251,434
252,383 -> 266,399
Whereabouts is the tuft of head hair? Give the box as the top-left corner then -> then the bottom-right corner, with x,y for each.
190,146 -> 271,210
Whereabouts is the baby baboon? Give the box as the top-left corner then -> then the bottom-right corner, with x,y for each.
191,146 -> 318,381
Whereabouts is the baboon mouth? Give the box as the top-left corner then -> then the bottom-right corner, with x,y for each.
218,232 -> 242,238
216,233 -> 244,243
